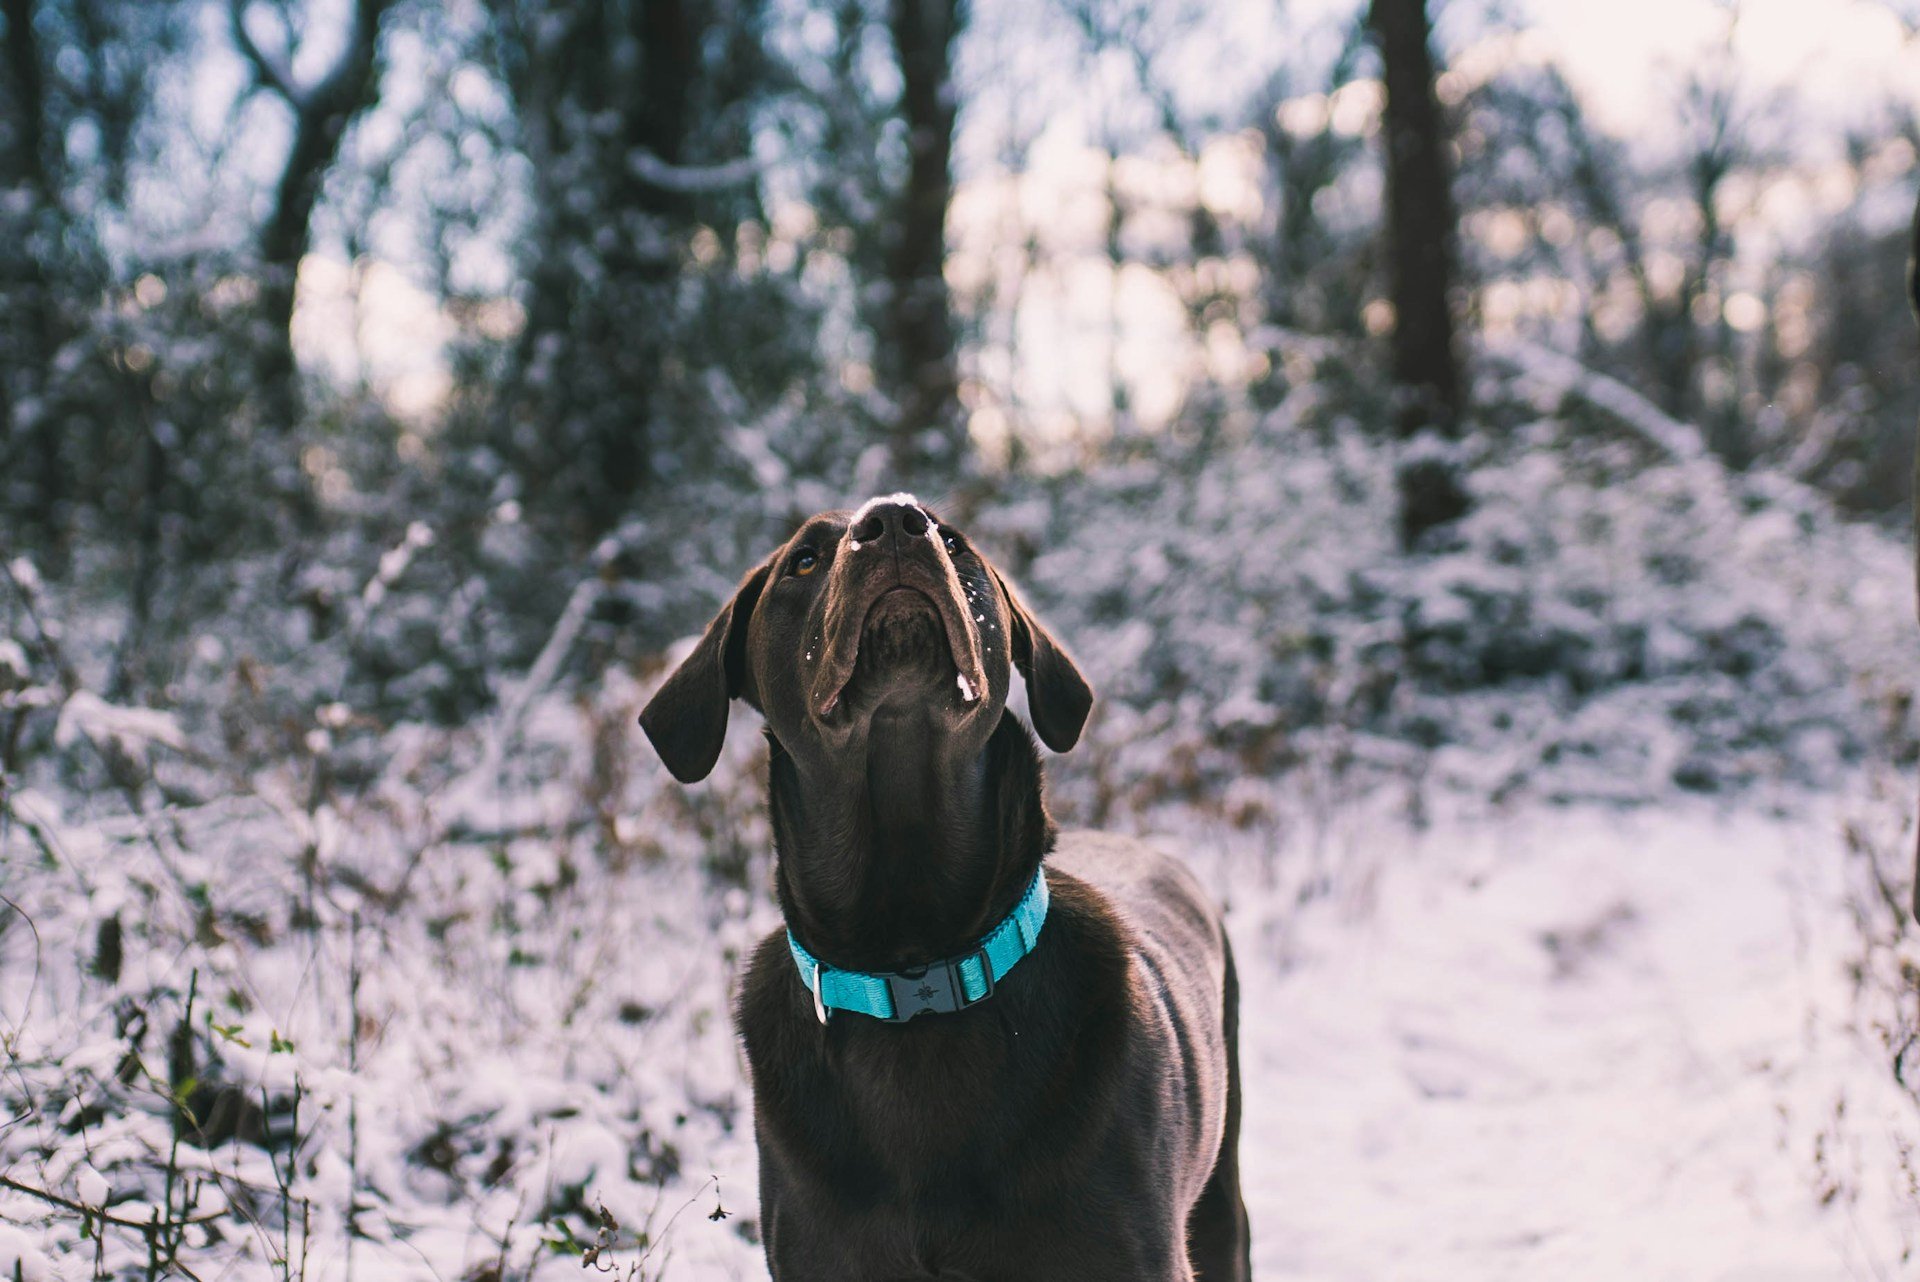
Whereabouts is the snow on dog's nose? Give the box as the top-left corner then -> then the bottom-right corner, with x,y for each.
845,493 -> 935,551
809,494 -> 987,720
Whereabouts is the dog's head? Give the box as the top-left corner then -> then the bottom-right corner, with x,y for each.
639,494 -> 1092,783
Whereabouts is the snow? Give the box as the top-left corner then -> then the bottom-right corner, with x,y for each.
52,690 -> 188,757
360,520 -> 435,611
0,637 -> 28,685
627,149 -> 763,194
7,556 -> 42,593
851,490 -> 922,520
2,363 -> 1916,1278
74,1167 -> 110,1209
1230,793 -> 1915,1280
0,1226 -> 52,1282
3,698 -> 1913,1278
849,491 -> 937,536
1488,338 -> 1709,465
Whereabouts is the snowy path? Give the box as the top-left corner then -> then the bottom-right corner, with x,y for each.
1228,800 -> 1906,1281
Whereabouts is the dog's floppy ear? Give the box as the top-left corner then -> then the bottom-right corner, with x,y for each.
640,558 -> 773,783
989,565 -> 1093,752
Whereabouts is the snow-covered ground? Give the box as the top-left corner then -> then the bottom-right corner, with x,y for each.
5,738 -> 1915,1279
1231,791 -> 1915,1281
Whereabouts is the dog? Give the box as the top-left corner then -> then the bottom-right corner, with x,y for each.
641,494 -> 1250,1280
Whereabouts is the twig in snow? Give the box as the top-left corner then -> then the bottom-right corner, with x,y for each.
346,911 -> 363,1281
0,1172 -> 230,1234
380,565 -> 604,911
0,790 -> 92,896
0,891 -> 45,1143
357,521 -> 435,617
484,572 -> 603,779
578,1176 -> 725,1279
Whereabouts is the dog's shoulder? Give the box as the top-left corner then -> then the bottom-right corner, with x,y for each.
1047,830 -> 1227,961
1045,830 -> 1230,1061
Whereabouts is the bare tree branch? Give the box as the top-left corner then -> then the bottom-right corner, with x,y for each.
254,0 -> 397,269
226,0 -> 398,436
1058,0 -> 1192,150
227,0 -> 303,108
306,0 -> 390,116
0,1172 -> 231,1233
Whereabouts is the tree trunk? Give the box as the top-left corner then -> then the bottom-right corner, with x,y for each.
1909,189 -> 1919,610
2,0 -> 63,543
3,0 -> 47,195
636,0 -> 695,204
232,0 -> 395,435
1370,0 -> 1460,434
114,386 -> 166,701
883,0 -> 965,480
488,0 -> 713,538
1368,0 -> 1467,548
597,0 -> 695,506
1907,186 -> 1919,918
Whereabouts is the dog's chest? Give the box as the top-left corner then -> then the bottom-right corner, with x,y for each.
814,1025 -> 1023,1166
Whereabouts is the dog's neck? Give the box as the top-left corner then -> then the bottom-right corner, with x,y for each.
768,713 -> 1051,973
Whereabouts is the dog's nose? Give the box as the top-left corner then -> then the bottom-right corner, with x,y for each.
849,501 -> 930,547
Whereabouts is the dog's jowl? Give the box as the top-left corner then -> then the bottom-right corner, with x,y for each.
641,495 -> 1250,1281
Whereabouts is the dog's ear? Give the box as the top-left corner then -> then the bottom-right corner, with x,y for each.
990,565 -> 1093,753
640,558 -> 773,783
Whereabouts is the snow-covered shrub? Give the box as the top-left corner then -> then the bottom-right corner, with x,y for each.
982,356 -> 1915,821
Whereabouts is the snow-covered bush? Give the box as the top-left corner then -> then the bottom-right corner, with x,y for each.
985,352 -> 1915,822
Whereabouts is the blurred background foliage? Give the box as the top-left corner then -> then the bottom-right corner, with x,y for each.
0,0 -> 1915,761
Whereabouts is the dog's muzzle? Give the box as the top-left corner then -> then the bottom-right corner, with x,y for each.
808,495 -> 989,719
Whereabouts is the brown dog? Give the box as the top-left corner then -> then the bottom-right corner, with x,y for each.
641,495 -> 1249,1280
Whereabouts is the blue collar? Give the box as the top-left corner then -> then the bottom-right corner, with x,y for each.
787,869 -> 1050,1024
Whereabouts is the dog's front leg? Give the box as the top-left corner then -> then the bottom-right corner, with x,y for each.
755,1173 -> 892,1282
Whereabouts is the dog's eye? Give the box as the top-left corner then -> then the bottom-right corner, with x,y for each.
941,530 -> 960,555
791,549 -> 819,577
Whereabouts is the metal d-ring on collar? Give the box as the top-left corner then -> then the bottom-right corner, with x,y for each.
786,868 -> 1051,1025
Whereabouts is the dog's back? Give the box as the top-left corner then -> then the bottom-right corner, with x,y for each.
1050,833 -> 1248,1273
1050,833 -> 1231,1182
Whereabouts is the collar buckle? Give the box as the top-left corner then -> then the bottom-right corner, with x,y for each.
883,946 -> 993,1022
810,961 -> 829,1026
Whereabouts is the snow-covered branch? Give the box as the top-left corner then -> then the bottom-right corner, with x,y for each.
627,149 -> 762,194
1482,338 -> 1709,465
